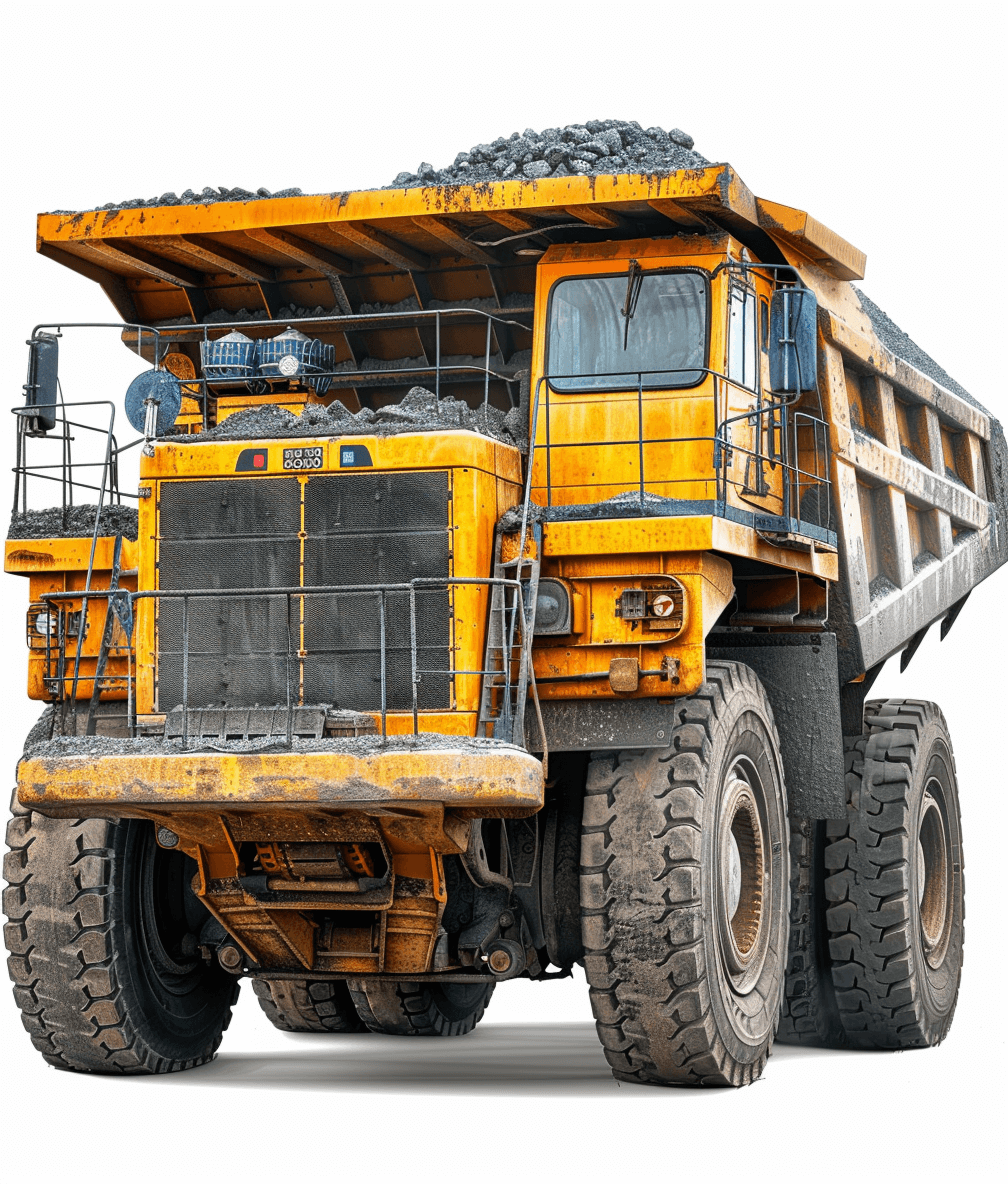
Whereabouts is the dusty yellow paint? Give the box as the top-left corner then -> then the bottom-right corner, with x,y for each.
37,167 -> 761,244
532,551 -> 734,698
5,535 -> 138,574
17,743 -> 544,817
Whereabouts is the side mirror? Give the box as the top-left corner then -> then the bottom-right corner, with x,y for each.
769,288 -> 817,393
24,334 -> 59,433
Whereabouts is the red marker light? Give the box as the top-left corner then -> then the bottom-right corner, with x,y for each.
253,453 -> 265,469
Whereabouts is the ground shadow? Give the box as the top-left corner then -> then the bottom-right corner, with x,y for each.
178,1022 -> 617,1097
153,1022 -> 850,1098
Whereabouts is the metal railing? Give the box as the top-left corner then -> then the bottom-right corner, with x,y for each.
37,574 -> 534,750
136,306 -> 534,424
526,366 -> 833,538
12,308 -> 531,517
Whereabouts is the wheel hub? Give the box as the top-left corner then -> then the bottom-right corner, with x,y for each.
717,770 -> 770,992
918,785 -> 951,965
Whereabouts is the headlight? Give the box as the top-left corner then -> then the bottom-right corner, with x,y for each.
34,610 -> 56,636
534,578 -> 574,635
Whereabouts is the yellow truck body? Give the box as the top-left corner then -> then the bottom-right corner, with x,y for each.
6,150 -> 1003,1082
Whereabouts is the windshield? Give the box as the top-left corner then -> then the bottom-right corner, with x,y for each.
546,270 -> 707,392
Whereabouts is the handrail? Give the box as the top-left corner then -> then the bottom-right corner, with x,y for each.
39,574 -> 533,751
523,367 -> 832,536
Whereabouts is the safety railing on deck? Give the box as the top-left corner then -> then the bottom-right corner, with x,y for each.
527,367 -> 833,540
132,306 -> 534,425
37,574 -> 535,751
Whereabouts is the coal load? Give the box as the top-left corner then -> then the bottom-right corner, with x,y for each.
855,289 -> 981,411
192,386 -> 526,448
52,119 -> 706,214
8,504 -> 139,541
387,120 -> 707,188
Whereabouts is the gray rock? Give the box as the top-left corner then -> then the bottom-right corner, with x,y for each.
596,128 -> 624,154
523,160 -> 551,179
668,128 -> 694,149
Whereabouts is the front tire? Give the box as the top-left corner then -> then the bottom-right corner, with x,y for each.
580,660 -> 790,1087
4,807 -> 238,1073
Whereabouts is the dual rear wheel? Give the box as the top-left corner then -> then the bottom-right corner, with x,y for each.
254,975 -> 494,1038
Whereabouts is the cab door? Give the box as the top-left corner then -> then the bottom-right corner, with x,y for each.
726,279 -> 783,514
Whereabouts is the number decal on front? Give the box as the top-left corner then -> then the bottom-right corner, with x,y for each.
283,446 -> 323,471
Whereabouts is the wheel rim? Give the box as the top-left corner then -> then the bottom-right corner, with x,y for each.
717,761 -> 772,994
918,783 -> 952,968
127,825 -> 222,1027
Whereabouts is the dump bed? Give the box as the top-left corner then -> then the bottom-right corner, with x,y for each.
32,162 -> 1008,682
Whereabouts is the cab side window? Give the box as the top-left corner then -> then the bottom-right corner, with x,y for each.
760,296 -> 778,459
728,286 -> 757,392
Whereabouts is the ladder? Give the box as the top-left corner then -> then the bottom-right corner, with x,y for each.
477,520 -> 541,747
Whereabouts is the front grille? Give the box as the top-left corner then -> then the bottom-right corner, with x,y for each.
303,472 -> 450,710
156,471 -> 451,711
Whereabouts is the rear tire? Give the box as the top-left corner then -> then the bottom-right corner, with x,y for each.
825,700 -> 964,1048
253,978 -> 365,1033
3,809 -> 238,1073
777,815 -> 845,1047
580,660 -> 789,1087
346,978 -> 493,1036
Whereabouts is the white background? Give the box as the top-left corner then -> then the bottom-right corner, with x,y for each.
1,2 -> 1004,1178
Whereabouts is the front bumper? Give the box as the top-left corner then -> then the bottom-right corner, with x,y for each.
17,735 -> 544,819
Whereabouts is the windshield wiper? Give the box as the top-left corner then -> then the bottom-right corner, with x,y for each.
621,259 -> 644,350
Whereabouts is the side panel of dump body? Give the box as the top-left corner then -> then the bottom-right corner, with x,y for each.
773,250 -> 1008,683
135,431 -> 523,732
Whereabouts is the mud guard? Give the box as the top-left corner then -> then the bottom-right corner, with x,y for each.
706,631 -> 846,819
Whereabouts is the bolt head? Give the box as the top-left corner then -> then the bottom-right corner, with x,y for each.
488,948 -> 512,975
218,945 -> 242,970
156,825 -> 179,848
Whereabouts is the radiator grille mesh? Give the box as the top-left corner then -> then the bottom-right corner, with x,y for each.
303,472 -> 450,710
156,471 -> 450,711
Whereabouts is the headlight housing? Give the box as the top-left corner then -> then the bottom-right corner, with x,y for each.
534,578 -> 574,635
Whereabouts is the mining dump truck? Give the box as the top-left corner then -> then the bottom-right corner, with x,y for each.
5,129 -> 1006,1086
